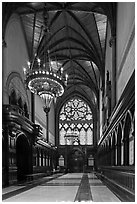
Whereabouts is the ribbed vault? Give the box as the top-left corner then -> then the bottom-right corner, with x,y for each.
2,2 -> 116,111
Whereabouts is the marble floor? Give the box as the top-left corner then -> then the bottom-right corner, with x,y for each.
2,172 -> 121,202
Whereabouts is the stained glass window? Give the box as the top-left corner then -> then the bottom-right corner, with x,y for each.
59,97 -> 93,145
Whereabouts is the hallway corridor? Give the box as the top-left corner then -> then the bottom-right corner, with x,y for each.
3,173 -> 121,202
2,2 -> 135,202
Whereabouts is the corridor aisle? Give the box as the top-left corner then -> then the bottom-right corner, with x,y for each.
3,173 -> 121,202
88,173 -> 120,202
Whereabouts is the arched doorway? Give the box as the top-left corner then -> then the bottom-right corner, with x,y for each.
68,148 -> 84,173
16,134 -> 30,181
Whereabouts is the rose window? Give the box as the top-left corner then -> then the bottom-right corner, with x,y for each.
59,97 -> 93,145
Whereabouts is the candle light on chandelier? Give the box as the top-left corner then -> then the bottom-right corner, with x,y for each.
23,3 -> 68,145
65,74 -> 68,86
27,61 -> 31,68
23,4 -> 68,111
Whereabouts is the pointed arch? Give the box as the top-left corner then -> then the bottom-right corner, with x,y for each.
59,96 -> 93,146
123,111 -> 132,166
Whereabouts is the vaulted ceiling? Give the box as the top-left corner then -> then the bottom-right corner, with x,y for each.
2,2 -> 116,111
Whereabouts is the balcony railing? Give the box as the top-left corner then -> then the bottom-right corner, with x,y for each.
3,104 -> 27,117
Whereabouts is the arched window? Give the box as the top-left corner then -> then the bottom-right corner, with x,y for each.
123,111 -> 133,166
59,97 -> 93,145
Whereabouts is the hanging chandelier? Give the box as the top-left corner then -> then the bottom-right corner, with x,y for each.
25,61 -> 67,110
24,4 -> 68,111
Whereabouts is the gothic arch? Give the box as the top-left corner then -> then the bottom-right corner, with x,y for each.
6,71 -> 30,113
123,111 -> 132,166
16,132 -> 31,181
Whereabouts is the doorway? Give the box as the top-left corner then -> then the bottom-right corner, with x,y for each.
68,148 -> 84,172
16,134 -> 30,181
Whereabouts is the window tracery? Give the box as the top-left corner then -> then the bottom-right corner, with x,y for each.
59,97 -> 93,145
